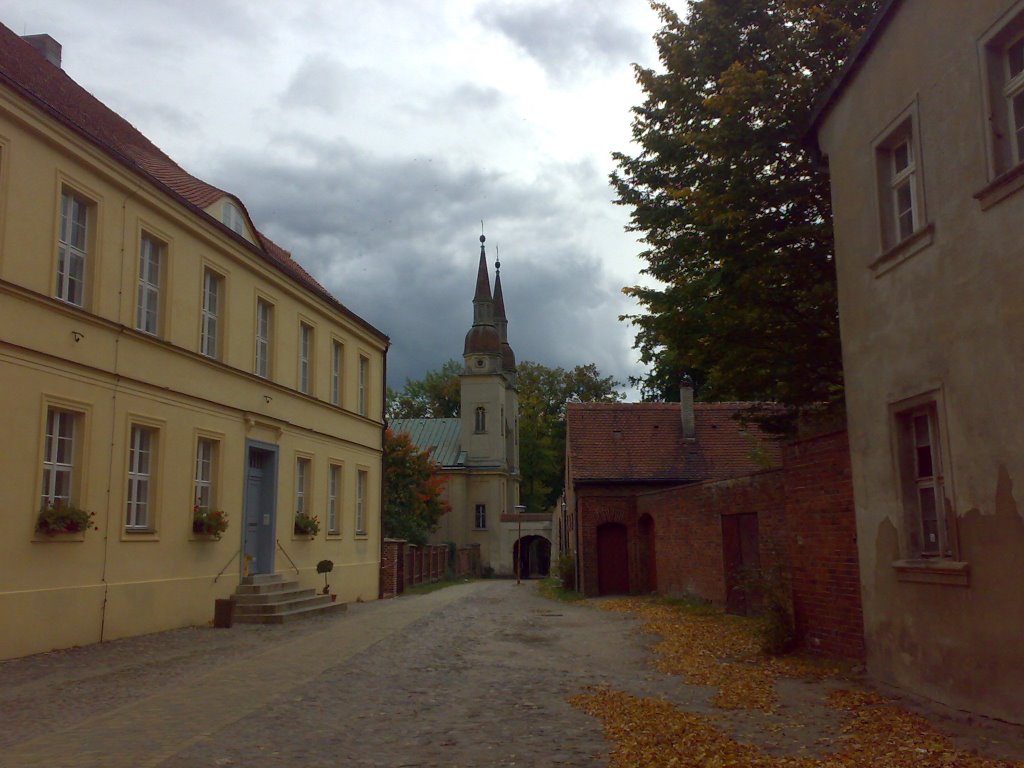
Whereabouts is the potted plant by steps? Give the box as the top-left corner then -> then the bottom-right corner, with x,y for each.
192,506 -> 228,539
36,500 -> 97,537
317,559 -> 335,599
294,511 -> 320,538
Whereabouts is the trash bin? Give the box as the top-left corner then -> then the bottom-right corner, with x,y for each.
213,598 -> 234,628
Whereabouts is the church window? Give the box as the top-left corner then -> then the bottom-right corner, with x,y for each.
474,407 -> 486,433
474,504 -> 486,529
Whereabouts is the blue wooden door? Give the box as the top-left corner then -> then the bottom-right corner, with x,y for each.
243,445 -> 277,575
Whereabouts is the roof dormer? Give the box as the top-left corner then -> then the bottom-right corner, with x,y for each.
205,196 -> 255,243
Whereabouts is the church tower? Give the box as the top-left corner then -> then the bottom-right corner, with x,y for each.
460,234 -> 519,535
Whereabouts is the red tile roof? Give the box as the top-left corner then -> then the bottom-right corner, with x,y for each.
0,24 -> 386,343
566,401 -> 781,485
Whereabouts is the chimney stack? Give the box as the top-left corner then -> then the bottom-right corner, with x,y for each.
680,375 -> 696,440
22,34 -> 62,68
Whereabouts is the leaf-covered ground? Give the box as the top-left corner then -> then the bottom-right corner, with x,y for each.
567,597 -> 1023,768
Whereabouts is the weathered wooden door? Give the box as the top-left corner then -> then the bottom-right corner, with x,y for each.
596,522 -> 630,595
722,513 -> 760,615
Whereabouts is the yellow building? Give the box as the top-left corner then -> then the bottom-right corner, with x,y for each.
0,28 -> 388,660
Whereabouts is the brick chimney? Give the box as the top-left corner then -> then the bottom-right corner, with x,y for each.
22,34 -> 62,68
680,375 -> 696,441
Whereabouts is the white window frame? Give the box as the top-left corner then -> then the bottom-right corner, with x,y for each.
41,408 -> 76,508
474,503 -> 486,530
126,425 -> 155,530
358,355 -> 369,416
892,398 -> 958,560
331,340 -> 343,406
56,190 -> 89,306
222,200 -> 246,236
299,322 -> 313,394
1005,34 -> 1024,164
328,463 -> 341,534
194,438 -> 216,513
356,469 -> 367,534
890,138 -> 917,243
295,457 -> 310,516
255,298 -> 272,378
201,269 -> 221,359
137,234 -> 162,336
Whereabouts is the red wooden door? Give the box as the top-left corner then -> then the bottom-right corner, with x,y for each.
722,513 -> 760,615
597,523 -> 630,595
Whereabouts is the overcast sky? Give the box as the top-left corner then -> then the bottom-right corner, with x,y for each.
6,1 -> 681,397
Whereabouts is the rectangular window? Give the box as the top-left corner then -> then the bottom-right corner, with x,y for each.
474,407 -> 486,433
331,341 -> 343,406
41,408 -> 76,508
328,464 -> 341,534
136,234 -> 163,335
873,109 -> 927,257
295,457 -> 310,515
194,438 -> 217,512
981,12 -> 1024,180
890,139 -> 916,241
895,403 -> 951,558
356,469 -> 367,534
56,190 -> 89,306
255,299 -> 272,378
475,503 -> 486,529
299,323 -> 313,394
201,269 -> 222,359
1006,36 -> 1024,163
126,425 -> 155,530
358,355 -> 369,416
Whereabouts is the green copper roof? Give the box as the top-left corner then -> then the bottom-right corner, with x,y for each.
390,418 -> 465,468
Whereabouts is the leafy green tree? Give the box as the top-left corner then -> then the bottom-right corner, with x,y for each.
382,428 -> 450,546
614,0 -> 878,430
516,361 -> 623,513
387,359 -> 462,420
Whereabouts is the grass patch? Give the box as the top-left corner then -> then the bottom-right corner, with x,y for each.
538,576 -> 584,602
403,577 -> 472,596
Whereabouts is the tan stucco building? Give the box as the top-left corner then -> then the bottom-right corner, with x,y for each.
393,238 -> 551,577
0,27 -> 388,659
811,0 -> 1024,721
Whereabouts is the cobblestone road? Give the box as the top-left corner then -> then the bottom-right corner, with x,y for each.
0,580 -> 681,767
2,580 -> 1021,768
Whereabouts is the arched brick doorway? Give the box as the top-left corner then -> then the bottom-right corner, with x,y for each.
513,535 -> 551,579
638,514 -> 657,593
596,522 -> 629,595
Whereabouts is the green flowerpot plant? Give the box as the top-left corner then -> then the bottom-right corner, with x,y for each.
36,501 -> 96,536
294,511 -> 320,537
317,559 -> 334,595
192,506 -> 228,538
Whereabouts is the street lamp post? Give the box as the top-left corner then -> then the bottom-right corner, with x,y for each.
514,504 -> 526,585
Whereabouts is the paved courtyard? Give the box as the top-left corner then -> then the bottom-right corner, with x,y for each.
1,580 -> 1021,768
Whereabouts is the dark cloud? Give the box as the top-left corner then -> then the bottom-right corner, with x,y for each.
207,136 -> 638,389
476,0 -> 647,81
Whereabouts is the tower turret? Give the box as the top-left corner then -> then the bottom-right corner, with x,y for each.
463,234 -> 502,372
492,250 -> 516,374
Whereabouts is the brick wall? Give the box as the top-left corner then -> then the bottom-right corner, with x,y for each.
782,430 -> 864,660
379,541 -> 481,599
574,430 -> 864,660
637,472 -> 787,604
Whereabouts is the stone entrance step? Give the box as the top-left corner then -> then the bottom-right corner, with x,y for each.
230,574 -> 347,625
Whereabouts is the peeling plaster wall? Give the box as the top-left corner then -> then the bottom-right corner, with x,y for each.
817,0 -> 1024,722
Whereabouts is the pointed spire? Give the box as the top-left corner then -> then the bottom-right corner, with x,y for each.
493,246 -> 507,325
474,234 -> 492,303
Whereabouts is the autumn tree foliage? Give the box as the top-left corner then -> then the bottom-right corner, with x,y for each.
382,428 -> 450,546
385,359 -> 462,420
614,0 -> 878,430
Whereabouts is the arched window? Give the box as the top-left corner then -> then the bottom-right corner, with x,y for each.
474,406 -> 486,433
